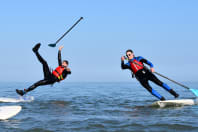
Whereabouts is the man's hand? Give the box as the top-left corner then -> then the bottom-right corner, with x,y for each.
66,68 -> 71,72
59,46 -> 64,51
121,56 -> 125,61
150,67 -> 155,73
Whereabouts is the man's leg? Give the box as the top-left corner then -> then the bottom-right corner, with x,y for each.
139,80 -> 165,101
33,43 -> 52,79
16,79 -> 53,96
149,73 -> 179,98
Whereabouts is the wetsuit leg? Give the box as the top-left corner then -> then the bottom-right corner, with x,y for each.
34,51 -> 52,79
139,80 -> 165,100
148,73 -> 170,91
149,73 -> 179,98
25,80 -> 54,92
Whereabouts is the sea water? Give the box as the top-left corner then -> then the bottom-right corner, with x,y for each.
0,82 -> 198,132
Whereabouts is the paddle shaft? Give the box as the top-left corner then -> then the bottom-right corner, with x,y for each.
154,72 -> 190,90
54,17 -> 83,45
128,59 -> 191,90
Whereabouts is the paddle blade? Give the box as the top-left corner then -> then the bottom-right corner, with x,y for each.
48,43 -> 56,47
190,89 -> 198,97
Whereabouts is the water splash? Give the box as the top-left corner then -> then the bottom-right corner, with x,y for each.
18,96 -> 34,102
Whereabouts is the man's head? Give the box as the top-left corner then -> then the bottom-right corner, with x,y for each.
126,49 -> 134,60
62,60 -> 69,68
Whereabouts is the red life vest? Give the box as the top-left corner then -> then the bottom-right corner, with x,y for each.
130,59 -> 144,74
52,66 -> 65,81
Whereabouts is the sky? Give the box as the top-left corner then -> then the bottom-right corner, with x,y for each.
0,0 -> 197,82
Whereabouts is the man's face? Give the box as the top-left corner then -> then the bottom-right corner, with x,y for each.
62,61 -> 68,68
126,51 -> 134,60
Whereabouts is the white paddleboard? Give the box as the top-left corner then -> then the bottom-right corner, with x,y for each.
0,96 -> 34,103
0,106 -> 22,120
151,99 -> 195,108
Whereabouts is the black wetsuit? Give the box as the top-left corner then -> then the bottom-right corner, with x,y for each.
25,50 -> 71,93
121,56 -> 178,100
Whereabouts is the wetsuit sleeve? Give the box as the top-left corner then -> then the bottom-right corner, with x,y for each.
62,70 -> 71,79
121,61 -> 131,69
58,51 -> 62,66
138,56 -> 154,68
67,71 -> 71,74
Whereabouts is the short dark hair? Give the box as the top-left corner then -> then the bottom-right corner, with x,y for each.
63,60 -> 69,65
126,49 -> 133,54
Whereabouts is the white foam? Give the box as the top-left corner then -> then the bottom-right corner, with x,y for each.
0,96 -> 34,103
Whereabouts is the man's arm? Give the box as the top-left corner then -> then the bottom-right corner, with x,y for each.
66,68 -> 71,74
62,68 -> 71,79
138,56 -> 154,72
121,56 -> 131,69
58,46 -> 64,66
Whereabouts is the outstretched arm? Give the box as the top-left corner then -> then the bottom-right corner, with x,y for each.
139,56 -> 154,72
58,46 -> 64,66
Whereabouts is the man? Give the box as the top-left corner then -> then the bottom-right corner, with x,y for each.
121,49 -> 179,100
16,43 -> 71,96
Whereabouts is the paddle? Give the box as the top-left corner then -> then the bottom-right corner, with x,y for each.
125,57 -> 198,97
154,72 -> 198,97
48,17 -> 83,47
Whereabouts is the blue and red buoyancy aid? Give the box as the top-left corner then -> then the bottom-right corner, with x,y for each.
129,59 -> 144,74
52,66 -> 65,81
